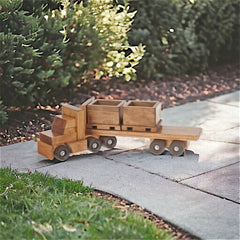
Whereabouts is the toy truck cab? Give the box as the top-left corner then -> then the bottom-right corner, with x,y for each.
38,104 -> 88,161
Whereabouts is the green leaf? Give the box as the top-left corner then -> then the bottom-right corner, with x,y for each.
162,37 -> 168,45
21,69 -> 34,74
13,67 -> 24,72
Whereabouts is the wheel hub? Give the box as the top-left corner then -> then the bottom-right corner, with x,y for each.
174,146 -> 180,152
107,139 -> 113,145
92,143 -> 98,149
154,145 -> 160,151
60,150 -> 66,157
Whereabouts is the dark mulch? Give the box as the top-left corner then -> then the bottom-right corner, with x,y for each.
0,63 -> 239,239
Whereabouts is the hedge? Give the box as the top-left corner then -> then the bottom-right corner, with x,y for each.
128,0 -> 239,78
0,0 -> 144,124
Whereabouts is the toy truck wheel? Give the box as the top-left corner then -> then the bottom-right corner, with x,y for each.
150,139 -> 166,155
169,140 -> 185,156
54,145 -> 70,161
87,137 -> 102,153
100,136 -> 117,149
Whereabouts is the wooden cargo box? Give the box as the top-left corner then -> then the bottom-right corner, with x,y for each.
87,99 -> 125,129
123,101 -> 162,129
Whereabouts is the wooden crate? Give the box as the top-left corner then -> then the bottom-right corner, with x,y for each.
87,99 -> 125,126
123,100 -> 162,128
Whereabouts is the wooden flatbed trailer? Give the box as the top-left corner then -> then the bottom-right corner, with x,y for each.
37,98 -> 202,161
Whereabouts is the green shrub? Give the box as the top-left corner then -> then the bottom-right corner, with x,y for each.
0,0 -> 144,123
193,0 -> 239,64
128,0 -> 205,78
0,0 -> 64,108
128,0 -> 239,79
0,98 -> 8,126
52,0 -> 145,83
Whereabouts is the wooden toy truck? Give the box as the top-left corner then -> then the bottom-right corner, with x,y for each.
38,98 -> 202,161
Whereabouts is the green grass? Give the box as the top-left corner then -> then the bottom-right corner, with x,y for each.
0,168 -> 174,240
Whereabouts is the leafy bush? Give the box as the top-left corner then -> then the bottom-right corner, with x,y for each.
0,0 -> 64,107
0,98 -> 8,125
53,0 -> 145,83
128,0 -> 239,79
0,0 -> 144,122
193,0 -> 239,64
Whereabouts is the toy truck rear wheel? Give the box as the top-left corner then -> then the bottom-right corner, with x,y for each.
169,140 -> 185,156
100,136 -> 117,149
54,145 -> 70,161
150,139 -> 166,155
88,137 -> 102,153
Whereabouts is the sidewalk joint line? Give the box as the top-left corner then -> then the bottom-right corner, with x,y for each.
178,162 -> 240,182
104,156 -> 240,204
199,138 -> 240,145
179,182 -> 240,205
207,99 -> 239,108
223,124 -> 240,131
104,155 -> 178,183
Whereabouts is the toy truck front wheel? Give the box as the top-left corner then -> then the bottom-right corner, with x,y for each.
54,145 -> 70,161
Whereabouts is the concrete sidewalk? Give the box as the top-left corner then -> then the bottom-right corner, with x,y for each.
1,91 -> 239,239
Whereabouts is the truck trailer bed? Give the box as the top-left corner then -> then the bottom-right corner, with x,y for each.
86,125 -> 202,141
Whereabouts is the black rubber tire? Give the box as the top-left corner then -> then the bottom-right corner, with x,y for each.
87,137 -> 102,153
149,139 -> 166,155
54,145 -> 70,161
169,140 -> 185,156
100,136 -> 117,149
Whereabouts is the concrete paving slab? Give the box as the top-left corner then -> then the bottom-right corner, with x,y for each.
162,99 -> 238,133
0,141 -> 116,173
37,156 -> 239,240
162,101 -> 212,127
182,162 -> 240,203
0,137 -> 148,173
108,139 -> 239,181
207,90 -> 239,107
162,93 -> 239,146
200,126 -> 240,144
0,141 -> 50,172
